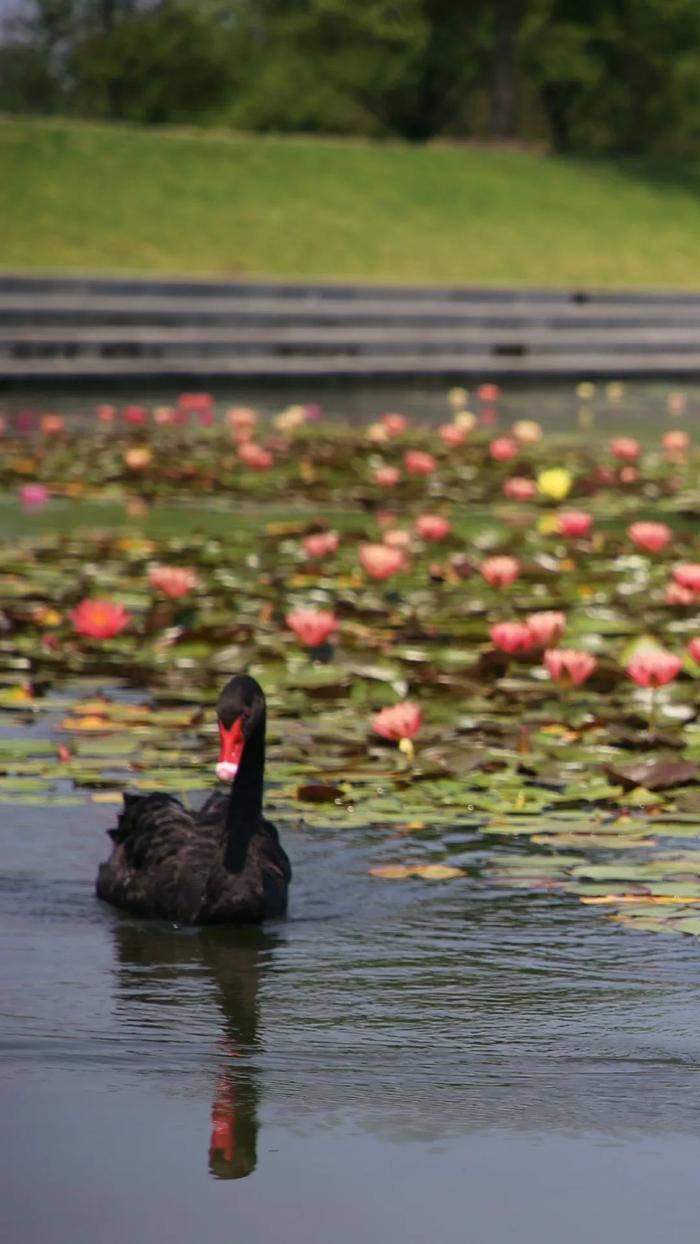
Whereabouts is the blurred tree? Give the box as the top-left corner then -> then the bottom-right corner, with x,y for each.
68,2 -> 236,122
236,0 -> 489,140
522,0 -> 700,154
1,0 -> 700,154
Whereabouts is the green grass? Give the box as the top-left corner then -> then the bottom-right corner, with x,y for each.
3,116 -> 700,285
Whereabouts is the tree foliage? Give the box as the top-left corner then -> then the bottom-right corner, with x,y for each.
1,0 -> 700,154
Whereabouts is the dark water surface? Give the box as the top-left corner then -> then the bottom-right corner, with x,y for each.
2,799 -> 700,1244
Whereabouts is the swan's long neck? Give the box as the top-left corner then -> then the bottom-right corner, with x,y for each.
224,715 -> 265,872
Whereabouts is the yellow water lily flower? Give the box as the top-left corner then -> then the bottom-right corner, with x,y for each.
537,467 -> 572,501
447,386 -> 468,411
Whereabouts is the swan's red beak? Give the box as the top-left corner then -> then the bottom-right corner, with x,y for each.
216,718 -> 245,781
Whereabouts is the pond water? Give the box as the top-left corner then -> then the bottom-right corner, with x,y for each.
3,380 -> 700,1243
3,798 -> 700,1244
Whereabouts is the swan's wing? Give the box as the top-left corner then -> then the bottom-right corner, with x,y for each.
108,792 -> 197,870
261,816 -> 292,882
98,792 -> 210,920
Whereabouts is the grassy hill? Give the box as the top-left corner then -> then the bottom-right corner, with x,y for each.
2,117 -> 700,287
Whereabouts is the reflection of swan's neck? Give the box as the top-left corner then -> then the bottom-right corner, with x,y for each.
224,714 -> 265,872
210,1076 -> 237,1163
208,1065 -> 258,1180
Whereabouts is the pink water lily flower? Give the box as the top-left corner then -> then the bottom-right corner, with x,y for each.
381,413 -> 408,437
627,522 -> 671,553
372,701 -> 421,741
556,510 -> 593,538
489,436 -> 517,462
383,529 -> 412,550
663,430 -> 690,460
20,483 -> 49,509
687,638 -> 700,664
148,565 -> 199,598
667,392 -> 687,416
672,564 -> 700,594
526,611 -> 566,648
477,383 -> 501,403
96,404 -> 116,423
41,414 -> 64,435
404,450 -> 437,476
238,442 -> 273,470
415,514 -> 451,541
490,621 -> 533,655
611,436 -> 640,461
438,423 -> 466,447
544,648 -> 597,686
286,609 -> 337,648
503,476 -> 536,500
303,531 -> 339,559
374,466 -> 400,487
71,599 -> 131,640
154,405 -> 177,425
665,581 -> 696,606
360,544 -> 406,579
227,406 -> 257,432
626,649 -> 682,688
480,556 -> 520,588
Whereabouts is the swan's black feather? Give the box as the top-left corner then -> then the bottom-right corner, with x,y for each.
95,676 -> 290,926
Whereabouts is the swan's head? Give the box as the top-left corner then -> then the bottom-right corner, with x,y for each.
215,674 -> 265,782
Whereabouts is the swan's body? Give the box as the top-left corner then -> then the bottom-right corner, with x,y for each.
96,676 -> 291,925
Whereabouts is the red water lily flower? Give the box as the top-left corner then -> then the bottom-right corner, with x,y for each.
148,565 -> 199,598
122,404 -> 148,426
627,522 -> 671,553
372,702 -> 421,741
303,531 -> 339,559
626,649 -> 682,688
544,648 -> 597,686
480,556 -> 520,588
526,611 -> 566,647
374,466 -> 400,487
360,544 -> 406,579
611,436 -> 640,461
489,436 -> 517,461
70,599 -> 131,639
672,564 -> 700,594
404,450 -> 437,476
556,510 -> 593,538
286,609 -> 337,648
178,392 -> 213,412
503,476 -> 536,500
415,514 -> 451,541
490,621 -> 533,655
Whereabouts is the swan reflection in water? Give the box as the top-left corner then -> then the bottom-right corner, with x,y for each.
111,921 -> 279,1180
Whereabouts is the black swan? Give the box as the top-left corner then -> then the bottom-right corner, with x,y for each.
96,674 -> 291,924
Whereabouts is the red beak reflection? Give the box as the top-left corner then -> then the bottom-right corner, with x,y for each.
216,718 -> 245,781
